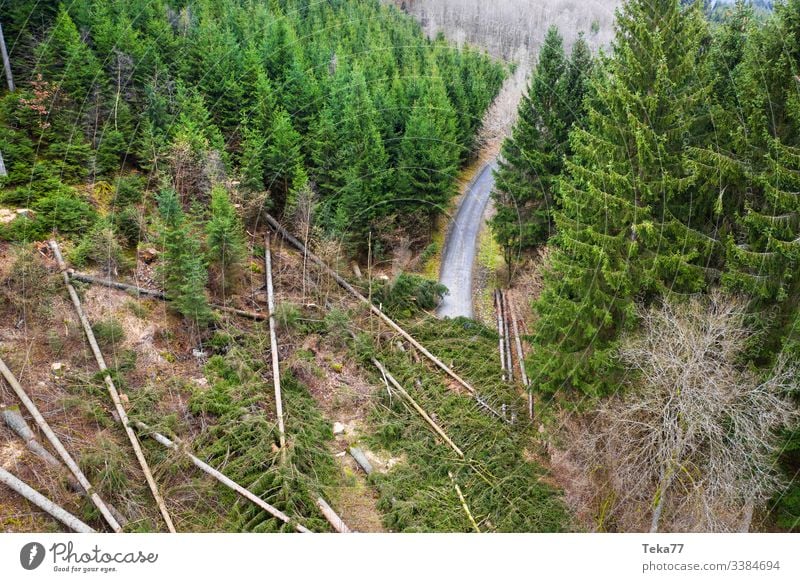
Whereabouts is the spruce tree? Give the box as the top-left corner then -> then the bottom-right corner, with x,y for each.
395,74 -> 460,231
491,26 -> 570,268
263,108 -> 307,214
157,189 -> 212,327
206,185 -> 247,295
531,0 -> 716,395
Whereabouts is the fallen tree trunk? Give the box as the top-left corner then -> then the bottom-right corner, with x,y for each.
265,235 -> 286,458
68,271 -> 267,321
133,422 -> 310,533
264,213 -> 481,398
495,291 -> 506,380
507,297 -> 532,420
501,291 -> 514,380
1,406 -> 61,468
315,497 -> 352,533
0,405 -> 130,529
0,357 -> 122,532
50,240 -> 176,533
0,467 -> 95,533
372,358 -> 464,458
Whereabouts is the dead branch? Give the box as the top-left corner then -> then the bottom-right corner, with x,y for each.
50,240 -> 176,533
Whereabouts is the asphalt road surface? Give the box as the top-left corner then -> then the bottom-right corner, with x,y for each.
437,159 -> 498,319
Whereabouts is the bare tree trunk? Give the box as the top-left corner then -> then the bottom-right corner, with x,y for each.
265,234 -> 287,460
501,291 -> 514,379
0,357 -> 122,532
348,447 -> 373,475
50,240 -> 176,533
449,470 -> 480,532
68,271 -> 267,320
134,422 -> 310,533
0,150 -> 6,177
507,298 -> 532,420
0,22 -> 14,92
495,291 -> 506,380
739,499 -> 755,533
0,467 -> 95,533
315,497 -> 352,533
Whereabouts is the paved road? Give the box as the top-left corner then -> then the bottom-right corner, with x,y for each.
437,159 -> 498,319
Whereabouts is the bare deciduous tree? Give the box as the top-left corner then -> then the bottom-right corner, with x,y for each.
562,291 -> 799,532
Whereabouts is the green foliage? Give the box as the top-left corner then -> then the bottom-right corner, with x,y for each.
361,317 -> 570,532
32,192 -> 98,236
206,186 -> 246,295
491,27 -> 592,268
373,273 -> 447,318
530,0 -> 717,396
113,175 -> 146,208
187,346 -> 338,532
157,189 -> 211,328
70,220 -> 130,275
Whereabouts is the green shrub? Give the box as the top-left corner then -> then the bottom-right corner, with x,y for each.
32,192 -> 97,235
111,206 -> 146,247
113,174 -> 146,207
79,434 -> 130,497
1,244 -> 55,318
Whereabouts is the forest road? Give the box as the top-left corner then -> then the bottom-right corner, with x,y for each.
437,159 -> 498,319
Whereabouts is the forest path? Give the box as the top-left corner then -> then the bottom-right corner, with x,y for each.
437,159 -> 498,318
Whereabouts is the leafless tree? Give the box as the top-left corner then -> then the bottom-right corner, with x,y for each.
562,291 -> 799,532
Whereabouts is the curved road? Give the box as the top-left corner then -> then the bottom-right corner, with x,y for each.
437,159 -> 498,319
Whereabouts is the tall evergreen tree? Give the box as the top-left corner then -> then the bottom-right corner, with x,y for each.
395,74 -> 460,231
530,0 -> 716,395
157,189 -> 212,327
206,185 -> 247,295
491,26 -> 592,270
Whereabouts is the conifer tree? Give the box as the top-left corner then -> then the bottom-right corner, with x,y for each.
530,0 -> 716,395
263,108 -> 307,214
206,185 -> 247,295
157,189 -> 212,327
491,26 -> 570,268
395,74 -> 460,230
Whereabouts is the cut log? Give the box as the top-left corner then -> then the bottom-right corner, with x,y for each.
264,213 -> 483,399
265,234 -> 286,459
372,358 -> 464,458
0,357 -> 122,532
0,467 -> 95,533
348,447 -> 373,475
50,240 -> 176,533
68,271 -> 267,320
315,497 -> 352,533
134,422 -> 310,533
